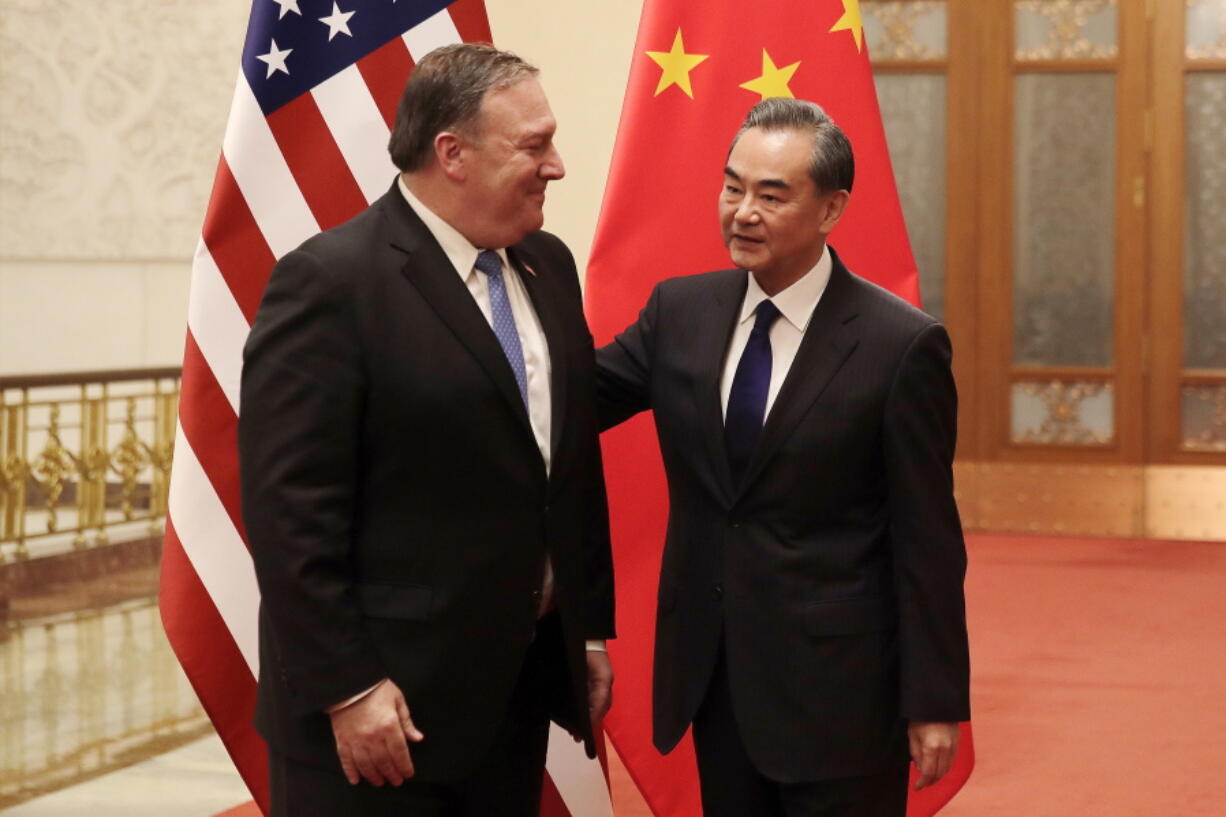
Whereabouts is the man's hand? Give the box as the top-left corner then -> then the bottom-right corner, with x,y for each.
586,649 -> 614,728
908,721 -> 960,790
328,679 -> 424,786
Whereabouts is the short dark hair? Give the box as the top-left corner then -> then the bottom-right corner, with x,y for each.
728,98 -> 855,194
388,43 -> 539,172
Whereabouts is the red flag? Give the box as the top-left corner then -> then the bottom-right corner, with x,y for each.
159,3 -> 611,815
584,2 -> 973,815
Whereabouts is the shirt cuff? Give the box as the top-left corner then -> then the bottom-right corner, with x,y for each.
585,640 -> 608,652
325,678 -> 386,713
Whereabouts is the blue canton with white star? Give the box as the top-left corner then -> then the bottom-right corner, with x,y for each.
241,0 -> 455,115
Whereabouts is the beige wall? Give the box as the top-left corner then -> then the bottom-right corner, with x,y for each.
486,1 -> 641,275
0,1 -> 642,375
0,0 -> 250,374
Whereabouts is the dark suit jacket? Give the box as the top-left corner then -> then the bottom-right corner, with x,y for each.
239,182 -> 614,782
596,248 -> 969,783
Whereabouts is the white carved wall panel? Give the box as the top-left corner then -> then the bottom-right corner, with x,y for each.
0,0 -> 250,261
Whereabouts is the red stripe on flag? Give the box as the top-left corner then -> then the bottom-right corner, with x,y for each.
178,333 -> 248,545
357,37 -> 416,130
448,0 -> 493,44
160,520 -> 268,813
265,93 -> 368,232
201,158 -> 276,325
539,772 -> 571,817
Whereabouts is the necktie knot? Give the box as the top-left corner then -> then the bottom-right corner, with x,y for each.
475,249 -> 503,279
752,300 -> 781,334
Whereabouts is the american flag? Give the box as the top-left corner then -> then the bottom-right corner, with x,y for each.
159,2 -> 613,814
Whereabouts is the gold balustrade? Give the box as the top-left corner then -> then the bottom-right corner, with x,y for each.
0,368 -> 180,562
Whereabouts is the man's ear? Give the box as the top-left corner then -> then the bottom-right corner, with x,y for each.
434,131 -> 466,182
820,189 -> 851,232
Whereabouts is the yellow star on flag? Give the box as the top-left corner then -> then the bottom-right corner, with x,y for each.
646,28 -> 709,98
738,49 -> 800,100
829,0 -> 865,52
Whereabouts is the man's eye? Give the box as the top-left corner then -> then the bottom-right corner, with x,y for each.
725,185 -> 742,195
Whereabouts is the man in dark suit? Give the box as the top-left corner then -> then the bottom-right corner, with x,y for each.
239,44 -> 614,817
597,99 -> 969,817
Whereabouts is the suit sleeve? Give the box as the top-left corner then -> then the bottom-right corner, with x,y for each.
583,428 -> 616,640
543,233 -> 616,640
883,322 -> 971,723
594,283 -> 663,430
238,248 -> 385,715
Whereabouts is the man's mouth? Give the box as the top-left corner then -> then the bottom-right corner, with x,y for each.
731,234 -> 763,245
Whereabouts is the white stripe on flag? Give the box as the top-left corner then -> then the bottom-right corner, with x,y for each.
546,725 -> 615,817
168,423 -> 262,675
188,240 -> 249,414
312,66 -> 398,204
222,75 -> 319,259
402,8 -> 463,61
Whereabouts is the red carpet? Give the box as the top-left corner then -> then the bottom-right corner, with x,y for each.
943,533 -> 1226,816
216,534 -> 1226,816
214,803 -> 261,817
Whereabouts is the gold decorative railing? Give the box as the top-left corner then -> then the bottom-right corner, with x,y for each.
0,368 -> 180,562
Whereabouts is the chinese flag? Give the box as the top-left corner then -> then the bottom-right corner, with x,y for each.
584,1 -> 973,815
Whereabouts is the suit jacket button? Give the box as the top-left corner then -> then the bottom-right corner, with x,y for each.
531,589 -> 543,600
713,584 -> 724,598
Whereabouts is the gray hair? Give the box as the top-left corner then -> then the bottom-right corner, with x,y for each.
728,98 -> 855,194
388,43 -> 539,172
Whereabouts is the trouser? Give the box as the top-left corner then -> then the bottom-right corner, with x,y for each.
691,649 -> 910,817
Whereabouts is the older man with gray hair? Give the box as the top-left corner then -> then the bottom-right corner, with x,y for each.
597,98 -> 970,817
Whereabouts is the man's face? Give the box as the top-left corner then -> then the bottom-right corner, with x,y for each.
719,127 -> 836,286
463,77 -> 564,248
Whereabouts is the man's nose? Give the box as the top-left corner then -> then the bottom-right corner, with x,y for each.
735,197 -> 760,223
541,144 -> 565,181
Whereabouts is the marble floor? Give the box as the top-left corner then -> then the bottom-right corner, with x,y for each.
0,733 -> 250,816
1,565 -> 210,809
0,556 -> 251,815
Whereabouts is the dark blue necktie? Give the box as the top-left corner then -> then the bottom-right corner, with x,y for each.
725,300 -> 781,482
474,250 -> 529,409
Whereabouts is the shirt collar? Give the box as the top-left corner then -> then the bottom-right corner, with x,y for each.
739,244 -> 833,331
397,175 -> 509,280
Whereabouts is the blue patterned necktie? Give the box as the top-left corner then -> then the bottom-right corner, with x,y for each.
474,250 -> 529,409
725,299 -> 781,482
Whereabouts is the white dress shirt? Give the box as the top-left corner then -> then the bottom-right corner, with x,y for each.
398,177 -> 553,472
720,245 -> 833,421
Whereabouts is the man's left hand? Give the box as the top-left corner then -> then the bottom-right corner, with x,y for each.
908,721 -> 960,790
586,649 -> 613,728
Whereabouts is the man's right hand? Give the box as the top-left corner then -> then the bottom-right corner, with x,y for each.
328,679 -> 424,786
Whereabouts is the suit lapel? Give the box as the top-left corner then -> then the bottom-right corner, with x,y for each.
693,270 -> 748,504
508,244 -> 567,458
736,254 -> 861,496
382,188 -> 536,441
